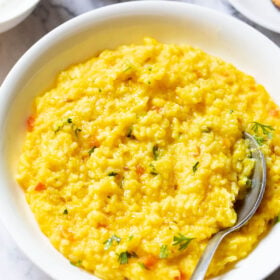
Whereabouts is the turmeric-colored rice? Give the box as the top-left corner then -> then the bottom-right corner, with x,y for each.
16,38 -> 280,280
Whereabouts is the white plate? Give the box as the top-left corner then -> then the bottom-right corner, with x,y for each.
0,1 -> 280,280
229,0 -> 280,33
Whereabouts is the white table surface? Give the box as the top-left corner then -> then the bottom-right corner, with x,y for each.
0,0 -> 280,279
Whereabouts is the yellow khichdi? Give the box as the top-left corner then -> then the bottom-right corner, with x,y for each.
16,38 -> 280,280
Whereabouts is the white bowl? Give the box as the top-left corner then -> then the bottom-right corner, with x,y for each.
229,0 -> 280,33
0,1 -> 280,280
0,0 -> 40,33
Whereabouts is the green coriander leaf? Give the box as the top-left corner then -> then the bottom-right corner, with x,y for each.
229,109 -> 234,114
128,235 -> 134,241
159,244 -> 169,259
88,146 -> 97,155
104,235 -> 121,250
149,164 -> 158,175
152,145 -> 160,160
113,235 -> 121,244
54,126 -> 62,133
254,136 -> 266,146
201,126 -> 212,133
251,122 -> 274,135
70,260 -> 82,266
172,233 -> 194,251
63,209 -> 68,215
74,128 -> 82,137
247,150 -> 253,158
118,252 -> 128,264
55,118 -> 81,134
118,251 -> 138,265
126,126 -> 135,138
108,172 -> 118,176
103,238 -> 113,250
192,162 -> 199,173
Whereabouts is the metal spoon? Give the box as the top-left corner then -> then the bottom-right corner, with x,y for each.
190,132 -> 266,280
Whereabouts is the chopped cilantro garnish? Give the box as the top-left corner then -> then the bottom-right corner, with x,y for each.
159,244 -> 169,259
118,251 -> 138,264
229,109 -> 234,114
251,122 -> 274,137
108,172 -> 118,176
74,128 -> 82,137
119,252 -> 129,264
247,150 -> 253,158
128,235 -> 134,241
172,233 -> 194,251
70,260 -> 82,266
54,118 -> 72,133
201,126 -> 212,133
254,136 -> 266,146
88,146 -> 97,155
54,126 -> 62,133
103,235 -> 121,250
126,126 -> 135,138
251,122 -> 274,146
192,162 -> 199,173
152,145 -> 160,160
63,209 -> 68,215
149,164 -> 158,175
54,118 -> 82,137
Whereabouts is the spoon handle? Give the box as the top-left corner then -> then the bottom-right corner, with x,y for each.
190,230 -> 229,280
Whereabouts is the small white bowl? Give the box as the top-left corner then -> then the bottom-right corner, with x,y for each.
0,0 -> 40,33
0,1 -> 280,280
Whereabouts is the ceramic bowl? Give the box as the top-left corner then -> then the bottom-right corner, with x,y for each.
0,1 -> 280,279
229,0 -> 280,33
0,0 -> 40,33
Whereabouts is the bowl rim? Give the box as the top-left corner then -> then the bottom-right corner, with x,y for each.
0,1 -> 280,280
